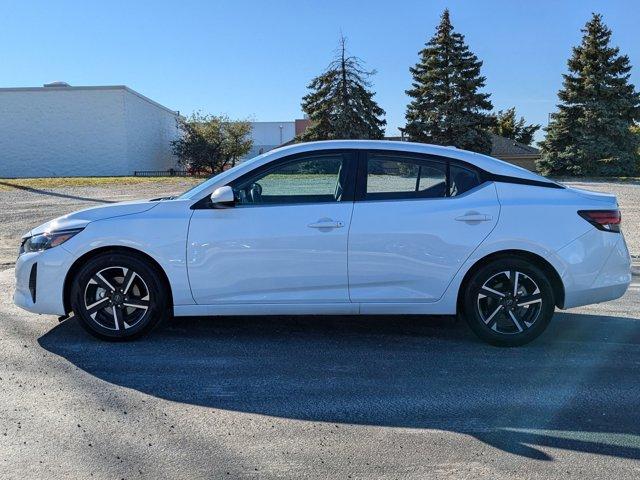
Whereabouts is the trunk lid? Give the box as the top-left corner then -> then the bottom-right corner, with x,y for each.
565,185 -> 618,207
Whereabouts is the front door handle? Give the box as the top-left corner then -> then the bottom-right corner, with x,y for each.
455,212 -> 492,222
308,219 -> 344,229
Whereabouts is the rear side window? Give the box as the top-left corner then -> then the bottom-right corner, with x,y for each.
365,154 -> 447,200
449,164 -> 481,197
362,152 -> 483,201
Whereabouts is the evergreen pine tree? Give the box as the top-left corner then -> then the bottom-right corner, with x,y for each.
489,107 -> 540,146
300,36 -> 386,140
405,9 -> 493,154
539,14 -> 640,176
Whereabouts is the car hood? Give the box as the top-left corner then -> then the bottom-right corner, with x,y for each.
25,200 -> 160,238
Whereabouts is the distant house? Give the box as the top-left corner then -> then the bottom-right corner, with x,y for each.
488,133 -> 540,172
391,131 -> 541,172
0,83 -> 179,178
245,121 -> 542,173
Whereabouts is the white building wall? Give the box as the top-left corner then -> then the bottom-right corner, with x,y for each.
123,89 -> 179,173
0,86 -> 179,178
245,121 -> 295,159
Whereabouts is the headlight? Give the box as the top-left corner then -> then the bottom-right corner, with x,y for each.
20,228 -> 83,254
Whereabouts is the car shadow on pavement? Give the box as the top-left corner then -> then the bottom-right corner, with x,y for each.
0,181 -> 116,204
39,311 -> 640,461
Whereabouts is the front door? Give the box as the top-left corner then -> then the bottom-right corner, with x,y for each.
348,151 -> 500,303
187,150 -> 356,305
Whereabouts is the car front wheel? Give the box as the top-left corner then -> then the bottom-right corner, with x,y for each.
70,252 -> 169,340
462,257 -> 555,347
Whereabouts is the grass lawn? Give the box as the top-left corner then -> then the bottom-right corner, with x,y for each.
0,176 -> 202,190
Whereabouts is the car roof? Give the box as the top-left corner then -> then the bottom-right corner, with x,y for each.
257,140 -> 546,182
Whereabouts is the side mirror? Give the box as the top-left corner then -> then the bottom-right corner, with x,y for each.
210,186 -> 235,208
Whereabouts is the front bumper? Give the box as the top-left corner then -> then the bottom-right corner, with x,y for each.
14,246 -> 73,316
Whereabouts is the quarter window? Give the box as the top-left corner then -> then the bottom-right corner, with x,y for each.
449,164 -> 481,197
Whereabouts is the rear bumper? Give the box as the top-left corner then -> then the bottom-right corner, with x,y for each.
14,247 -> 72,316
558,230 -> 631,309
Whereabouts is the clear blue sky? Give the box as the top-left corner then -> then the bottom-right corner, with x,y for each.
1,0 -> 639,142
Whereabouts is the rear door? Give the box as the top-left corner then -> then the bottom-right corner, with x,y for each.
348,150 -> 500,303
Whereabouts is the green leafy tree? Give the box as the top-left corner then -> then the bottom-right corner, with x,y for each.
171,113 -> 253,175
489,107 -> 540,146
300,35 -> 386,140
632,123 -> 640,172
405,9 -> 493,154
538,14 -> 640,176
224,121 -> 253,168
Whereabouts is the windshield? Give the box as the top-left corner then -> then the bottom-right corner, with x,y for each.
176,152 -> 270,200
176,172 -> 225,200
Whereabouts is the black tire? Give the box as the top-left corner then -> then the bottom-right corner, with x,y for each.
70,252 -> 169,341
462,257 -> 555,347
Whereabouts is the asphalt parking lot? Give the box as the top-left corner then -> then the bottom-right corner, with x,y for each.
1,179 -> 640,479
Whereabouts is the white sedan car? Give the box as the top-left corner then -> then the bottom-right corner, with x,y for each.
14,141 -> 631,346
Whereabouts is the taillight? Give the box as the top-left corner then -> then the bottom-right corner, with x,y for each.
578,210 -> 621,233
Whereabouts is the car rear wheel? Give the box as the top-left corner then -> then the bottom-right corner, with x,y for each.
70,252 -> 169,340
462,257 -> 555,346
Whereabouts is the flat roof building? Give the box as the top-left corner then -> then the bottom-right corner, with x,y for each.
0,83 -> 180,178
246,121 -> 296,159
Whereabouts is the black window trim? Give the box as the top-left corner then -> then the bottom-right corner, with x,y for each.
192,147 -> 563,209
191,149 -> 359,209
354,148 -> 563,202
486,173 -> 564,189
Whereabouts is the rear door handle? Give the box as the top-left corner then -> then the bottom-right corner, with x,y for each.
308,220 -> 344,229
455,213 -> 492,222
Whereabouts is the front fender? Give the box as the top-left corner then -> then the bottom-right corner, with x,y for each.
60,200 -> 195,306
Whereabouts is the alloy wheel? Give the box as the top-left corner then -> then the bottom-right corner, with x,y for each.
476,270 -> 543,335
83,266 -> 150,331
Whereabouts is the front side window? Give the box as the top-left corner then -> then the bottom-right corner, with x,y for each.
365,154 -> 447,199
233,153 -> 352,205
